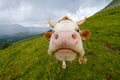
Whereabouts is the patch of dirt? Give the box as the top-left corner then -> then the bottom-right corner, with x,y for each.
105,74 -> 112,80
86,51 -> 94,55
103,42 -> 120,53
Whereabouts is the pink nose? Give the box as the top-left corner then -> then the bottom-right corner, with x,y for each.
52,30 -> 80,46
54,32 -> 77,40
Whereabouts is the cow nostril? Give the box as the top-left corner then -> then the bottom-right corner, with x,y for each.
54,34 -> 58,39
72,33 -> 77,39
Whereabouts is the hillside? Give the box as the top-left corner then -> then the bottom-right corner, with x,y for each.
0,2 -> 120,80
104,0 -> 120,10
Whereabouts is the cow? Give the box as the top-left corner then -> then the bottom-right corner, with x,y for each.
45,16 -> 91,69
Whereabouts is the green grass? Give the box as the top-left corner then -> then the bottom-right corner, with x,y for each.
0,6 -> 120,80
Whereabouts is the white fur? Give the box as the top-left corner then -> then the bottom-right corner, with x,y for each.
53,20 -> 79,31
62,61 -> 66,69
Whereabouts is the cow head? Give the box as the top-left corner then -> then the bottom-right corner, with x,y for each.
45,16 -> 91,69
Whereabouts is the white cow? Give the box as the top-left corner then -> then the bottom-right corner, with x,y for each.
45,16 -> 91,69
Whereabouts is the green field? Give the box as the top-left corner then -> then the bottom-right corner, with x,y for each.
0,1 -> 120,80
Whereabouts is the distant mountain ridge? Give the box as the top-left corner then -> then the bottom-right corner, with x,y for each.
0,24 -> 27,35
0,24 -> 51,45
0,24 -> 51,35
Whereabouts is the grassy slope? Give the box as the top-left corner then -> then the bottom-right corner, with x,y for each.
0,6 -> 120,80
104,0 -> 120,10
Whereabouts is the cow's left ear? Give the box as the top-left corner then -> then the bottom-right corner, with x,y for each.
44,32 -> 52,41
80,29 -> 91,41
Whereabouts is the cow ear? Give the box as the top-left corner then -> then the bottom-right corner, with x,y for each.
80,29 -> 91,41
44,32 -> 52,41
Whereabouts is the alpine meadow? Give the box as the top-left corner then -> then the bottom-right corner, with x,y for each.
0,0 -> 120,80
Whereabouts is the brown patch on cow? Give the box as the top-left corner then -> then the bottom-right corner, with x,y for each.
80,29 -> 91,41
44,32 -> 52,41
58,16 -> 73,23
103,42 -> 120,53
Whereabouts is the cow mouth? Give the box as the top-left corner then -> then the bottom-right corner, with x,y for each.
54,48 -> 79,54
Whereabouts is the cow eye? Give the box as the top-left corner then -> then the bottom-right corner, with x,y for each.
76,29 -> 80,32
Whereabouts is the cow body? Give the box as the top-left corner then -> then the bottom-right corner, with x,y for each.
45,16 -> 91,69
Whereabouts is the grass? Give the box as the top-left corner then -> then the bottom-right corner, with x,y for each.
0,6 -> 120,80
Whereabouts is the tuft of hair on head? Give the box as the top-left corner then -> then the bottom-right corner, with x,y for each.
58,16 -> 73,23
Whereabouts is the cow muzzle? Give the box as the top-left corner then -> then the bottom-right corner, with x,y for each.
48,30 -> 82,61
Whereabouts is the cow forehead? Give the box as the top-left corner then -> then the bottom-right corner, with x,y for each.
53,20 -> 79,31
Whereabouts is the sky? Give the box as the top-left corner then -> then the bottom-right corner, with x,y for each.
0,0 -> 112,27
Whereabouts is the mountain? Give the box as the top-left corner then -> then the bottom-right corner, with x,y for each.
0,0 -> 120,80
0,24 -> 51,35
0,24 -> 51,45
0,24 -> 27,35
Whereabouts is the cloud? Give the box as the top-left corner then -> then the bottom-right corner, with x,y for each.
0,1 -> 32,24
0,0 -> 112,27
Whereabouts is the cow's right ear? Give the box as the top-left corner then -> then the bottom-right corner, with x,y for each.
44,32 -> 52,41
80,29 -> 91,41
